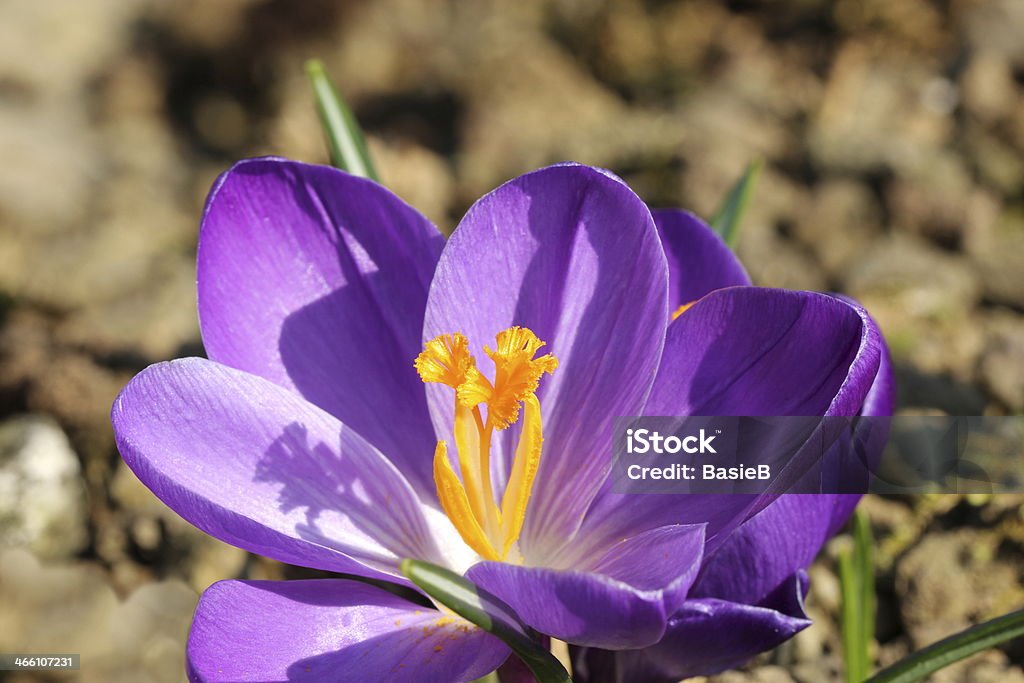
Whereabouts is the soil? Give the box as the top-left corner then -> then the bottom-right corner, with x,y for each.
1,1 -> 1023,682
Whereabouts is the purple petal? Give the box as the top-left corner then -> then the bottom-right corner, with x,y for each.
652,209 -> 751,313
695,439 -> 895,606
860,318 -> 896,418
644,579 -> 811,680
569,288 -> 885,567
112,358 -> 460,581
198,158 -> 444,495
423,164 -> 668,560
573,575 -> 811,683
646,287 -> 881,417
467,524 -> 704,649
825,325 -> 896,532
692,495 -> 840,605
187,579 -> 508,683
589,523 -> 706,615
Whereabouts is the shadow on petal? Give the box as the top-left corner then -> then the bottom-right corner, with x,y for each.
253,422 -> 456,577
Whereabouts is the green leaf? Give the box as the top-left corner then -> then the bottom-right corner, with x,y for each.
866,608 -> 1024,683
401,559 -> 572,683
840,509 -> 875,683
839,550 -> 866,683
304,59 -> 379,181
854,510 -> 876,660
709,159 -> 763,248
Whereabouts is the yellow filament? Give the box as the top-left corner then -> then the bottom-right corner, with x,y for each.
452,402 -> 500,539
416,327 -> 556,561
432,441 -> 500,560
499,394 -> 543,558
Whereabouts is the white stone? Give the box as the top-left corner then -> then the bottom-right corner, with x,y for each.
0,415 -> 88,559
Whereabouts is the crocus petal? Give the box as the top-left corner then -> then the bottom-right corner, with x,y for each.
644,578 -> 812,680
467,524 -> 704,649
187,579 -> 508,683
692,495 -> 840,605
646,287 -> 881,417
423,164 -> 668,560
572,575 -> 811,683
652,209 -> 751,313
198,158 -> 444,495
824,323 -> 896,532
112,358 -> 463,581
713,302 -> 896,569
569,288 -> 884,566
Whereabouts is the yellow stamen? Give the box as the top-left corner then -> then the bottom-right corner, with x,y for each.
499,393 -> 543,558
671,301 -> 696,320
432,441 -> 500,560
417,328 -> 557,561
453,403 -> 500,539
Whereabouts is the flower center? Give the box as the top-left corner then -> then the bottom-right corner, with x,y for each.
415,327 -> 558,561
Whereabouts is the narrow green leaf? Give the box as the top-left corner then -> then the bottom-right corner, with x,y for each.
840,548 -> 867,683
866,608 -> 1024,683
304,58 -> 379,181
401,559 -> 572,683
854,510 -> 876,663
841,509 -> 877,683
709,159 -> 763,248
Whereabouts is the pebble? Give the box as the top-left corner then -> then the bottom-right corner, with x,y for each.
0,416 -> 87,560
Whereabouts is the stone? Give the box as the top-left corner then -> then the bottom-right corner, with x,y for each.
963,0 -> 1024,67
0,416 -> 87,560
896,529 -> 1024,650
811,44 -> 951,175
846,235 -> 984,380
0,549 -> 118,660
966,210 -> 1024,309
885,152 -> 975,247
0,549 -> 196,683
89,580 -> 197,683
960,53 -> 1015,123
25,353 -> 128,461
794,179 -> 882,278
978,312 -> 1024,412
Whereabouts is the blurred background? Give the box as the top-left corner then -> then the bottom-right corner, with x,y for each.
1,1 -> 1023,681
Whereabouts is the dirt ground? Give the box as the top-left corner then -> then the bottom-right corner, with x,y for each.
1,1 -> 1022,682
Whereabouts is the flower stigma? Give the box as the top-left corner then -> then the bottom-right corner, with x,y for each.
415,327 -> 557,562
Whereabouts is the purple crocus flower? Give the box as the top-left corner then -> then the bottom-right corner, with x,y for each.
111,158 -> 893,682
